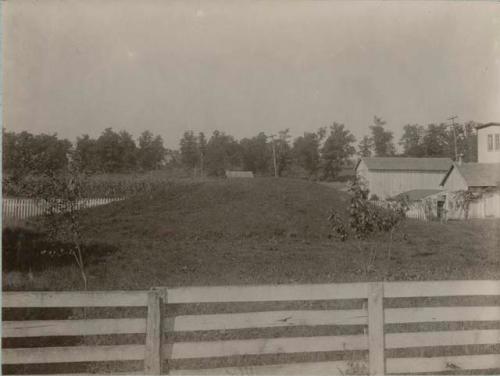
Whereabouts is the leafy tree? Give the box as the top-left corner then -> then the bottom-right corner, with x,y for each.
39,167 -> 89,289
271,129 -> 292,177
33,134 -> 72,173
94,128 -> 124,172
358,135 -> 373,157
198,132 -> 207,176
370,116 -> 395,157
138,130 -> 166,170
240,132 -> 270,175
423,122 -> 477,161
422,123 -> 452,157
321,123 -> 356,180
205,130 -> 242,177
399,124 -> 426,157
2,130 -> 37,177
27,134 -> 68,173
179,131 -> 199,170
92,128 -> 138,172
2,130 -> 17,172
2,130 -> 71,178
118,130 -> 138,171
292,129 -> 325,178
9,159 -> 91,289
74,135 -> 100,173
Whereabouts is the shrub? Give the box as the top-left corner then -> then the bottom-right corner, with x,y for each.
328,177 -> 408,275
329,177 -> 408,243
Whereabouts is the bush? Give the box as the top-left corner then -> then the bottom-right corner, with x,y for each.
329,178 -> 408,241
2,227 -> 118,272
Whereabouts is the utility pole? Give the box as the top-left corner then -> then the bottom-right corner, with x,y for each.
270,135 -> 278,178
448,115 -> 458,161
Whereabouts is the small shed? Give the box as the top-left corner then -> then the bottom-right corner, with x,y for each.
440,163 -> 500,219
225,170 -> 254,178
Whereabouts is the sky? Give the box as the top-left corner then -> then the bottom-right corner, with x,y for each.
3,0 -> 500,149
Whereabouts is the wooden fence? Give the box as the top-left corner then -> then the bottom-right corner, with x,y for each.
3,280 -> 500,375
2,197 -> 123,223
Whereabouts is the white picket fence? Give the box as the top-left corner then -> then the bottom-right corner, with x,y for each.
405,205 -> 428,220
372,200 -> 431,221
2,197 -> 123,223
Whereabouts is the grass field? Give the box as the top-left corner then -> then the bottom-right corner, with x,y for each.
8,177 -> 500,291
4,177 -> 500,375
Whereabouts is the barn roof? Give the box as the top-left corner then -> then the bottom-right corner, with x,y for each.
441,163 -> 500,188
394,189 -> 443,202
356,157 -> 452,172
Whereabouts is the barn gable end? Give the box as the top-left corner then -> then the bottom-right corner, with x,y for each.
355,157 -> 452,199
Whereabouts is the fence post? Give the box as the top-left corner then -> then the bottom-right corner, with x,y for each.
368,282 -> 385,376
145,289 -> 165,374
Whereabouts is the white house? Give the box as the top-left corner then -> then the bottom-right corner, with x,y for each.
476,122 -> 500,163
355,157 -> 452,199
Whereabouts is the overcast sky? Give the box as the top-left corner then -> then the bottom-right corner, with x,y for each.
4,0 -> 500,148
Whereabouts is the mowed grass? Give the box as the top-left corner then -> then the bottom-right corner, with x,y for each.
22,177 -> 500,291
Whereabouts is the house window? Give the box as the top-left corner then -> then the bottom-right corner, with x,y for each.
487,134 -> 493,151
496,134 -> 500,150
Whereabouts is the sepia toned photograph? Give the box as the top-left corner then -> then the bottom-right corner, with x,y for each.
2,1 -> 500,374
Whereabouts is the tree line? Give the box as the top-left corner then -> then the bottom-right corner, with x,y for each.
178,117 -> 478,179
3,128 -> 167,179
3,117 -> 478,180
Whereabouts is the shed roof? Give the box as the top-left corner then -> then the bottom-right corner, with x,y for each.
394,189 -> 443,202
440,163 -> 500,187
356,157 -> 452,172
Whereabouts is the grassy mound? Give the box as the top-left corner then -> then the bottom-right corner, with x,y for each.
10,178 -> 500,290
81,178 -> 350,242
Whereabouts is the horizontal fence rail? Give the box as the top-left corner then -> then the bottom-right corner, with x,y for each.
2,280 -> 500,375
2,197 -> 123,222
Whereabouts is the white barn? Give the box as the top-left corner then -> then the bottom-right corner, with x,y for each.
355,157 -> 452,199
